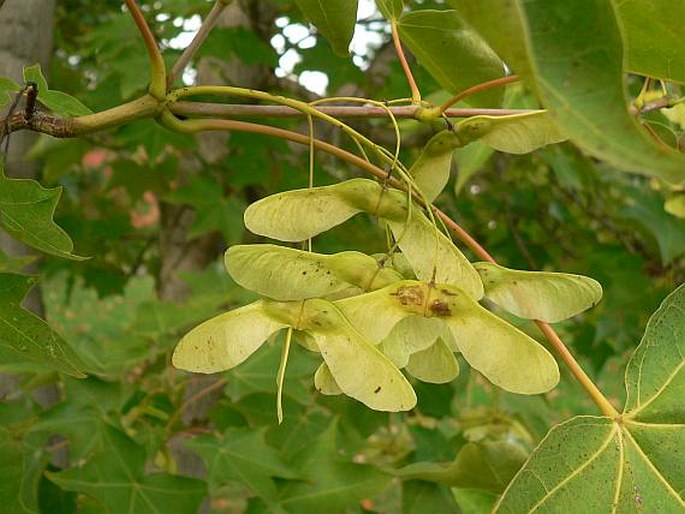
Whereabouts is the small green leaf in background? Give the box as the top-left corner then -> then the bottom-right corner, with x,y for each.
0,273 -> 87,378
621,188 -> 685,265
0,247 -> 34,274
23,64 -> 92,116
0,76 -> 20,108
375,0 -> 403,20
294,0 -> 359,57
474,262 -> 603,323
185,427 -> 298,506
394,440 -> 527,491
398,9 -> 505,107
454,139 -> 494,193
164,175 -> 245,244
0,164 -> 86,260
278,420 -> 391,513
0,427 -> 30,514
495,282 -> 685,512
456,110 -> 567,154
449,0 -> 685,185
616,0 -> 685,83
48,424 -> 206,514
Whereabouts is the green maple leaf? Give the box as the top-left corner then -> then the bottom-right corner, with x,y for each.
0,163 -> 85,260
495,283 -> 685,512
0,273 -> 87,377
47,424 -> 206,514
278,420 -> 390,513
185,427 -> 298,508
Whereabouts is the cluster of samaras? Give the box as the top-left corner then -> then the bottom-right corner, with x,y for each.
173,132 -> 601,412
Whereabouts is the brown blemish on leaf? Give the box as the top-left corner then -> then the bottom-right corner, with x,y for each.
391,285 -> 424,306
374,386 -> 381,393
430,299 -> 451,316
440,288 -> 458,297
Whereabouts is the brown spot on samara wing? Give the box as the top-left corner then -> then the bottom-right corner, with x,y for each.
391,285 -> 424,306
430,299 -> 451,316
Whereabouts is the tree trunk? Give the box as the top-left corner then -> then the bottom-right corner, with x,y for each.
0,0 -> 56,314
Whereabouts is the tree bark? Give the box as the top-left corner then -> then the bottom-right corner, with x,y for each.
0,0 -> 56,314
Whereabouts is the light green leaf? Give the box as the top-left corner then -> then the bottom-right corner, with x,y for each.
474,262 -> 603,323
398,10 -> 505,107
185,427 -> 297,502
0,273 -> 87,378
293,0 -> 358,56
409,130 -> 461,203
496,283 -> 685,512
405,339 -> 459,383
623,282 -> 685,423
314,361 -> 342,395
495,416 -> 685,512
387,211 -> 484,299
375,0 -> 403,20
172,301 -> 288,374
456,110 -> 567,154
395,440 -> 527,491
300,299 -> 417,412
244,179 -> 407,242
616,0 -> 685,83
450,0 -> 685,185
23,63 -> 92,116
224,244 -> 400,301
0,167 -> 86,260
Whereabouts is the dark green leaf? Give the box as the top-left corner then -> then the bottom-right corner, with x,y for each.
0,273 -> 87,378
278,421 -> 390,513
0,428 -> 32,514
293,0 -> 358,57
398,10 -> 505,107
620,189 -> 685,265
185,427 -> 297,502
47,424 -> 206,514
0,166 -> 86,260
